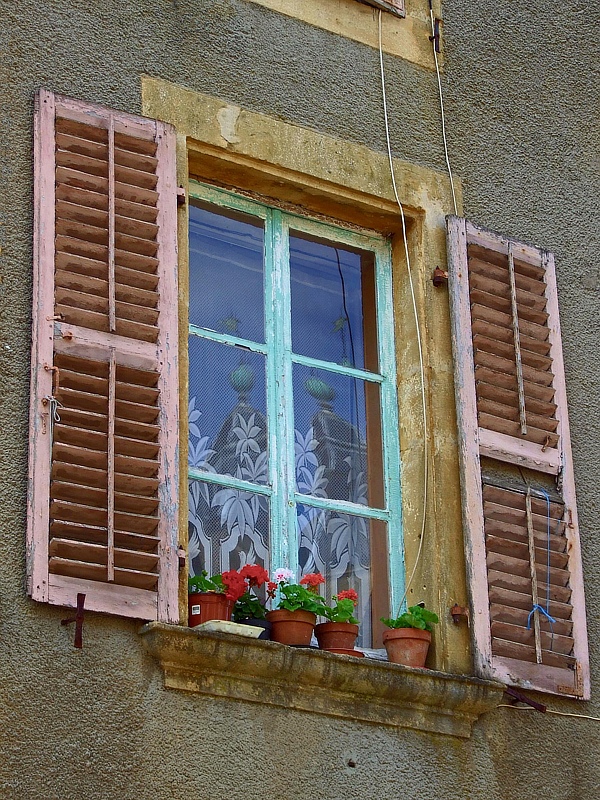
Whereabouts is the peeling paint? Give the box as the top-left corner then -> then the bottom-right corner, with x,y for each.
217,105 -> 242,145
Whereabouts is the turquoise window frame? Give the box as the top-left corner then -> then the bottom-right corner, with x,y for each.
187,182 -> 405,614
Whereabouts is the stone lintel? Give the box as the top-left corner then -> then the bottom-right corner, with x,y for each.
140,622 -> 504,738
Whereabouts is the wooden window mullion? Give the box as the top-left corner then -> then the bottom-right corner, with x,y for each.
268,210 -> 296,574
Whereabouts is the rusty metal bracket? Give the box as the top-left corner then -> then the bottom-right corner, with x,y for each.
177,546 -> 187,571
429,16 -> 441,53
504,687 -> 547,712
177,186 -> 186,206
450,603 -> 469,624
432,266 -> 448,287
61,593 -> 86,649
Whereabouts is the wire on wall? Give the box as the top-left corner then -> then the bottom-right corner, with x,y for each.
378,10 -> 428,612
497,705 -> 600,724
428,0 -> 458,215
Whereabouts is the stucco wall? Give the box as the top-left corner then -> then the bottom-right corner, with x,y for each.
1,1 -> 599,798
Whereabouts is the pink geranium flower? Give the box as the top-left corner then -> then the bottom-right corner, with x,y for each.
272,567 -> 294,584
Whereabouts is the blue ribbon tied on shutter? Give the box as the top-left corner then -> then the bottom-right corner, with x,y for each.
526,604 -> 556,630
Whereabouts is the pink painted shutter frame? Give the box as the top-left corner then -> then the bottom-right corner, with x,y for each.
447,216 -> 590,699
27,89 -> 179,622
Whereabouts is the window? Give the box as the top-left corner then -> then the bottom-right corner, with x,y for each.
28,86 -> 590,701
186,184 -> 403,646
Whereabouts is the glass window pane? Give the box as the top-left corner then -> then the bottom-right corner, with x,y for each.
293,364 -> 384,508
290,233 -> 378,371
189,479 -> 270,577
189,336 -> 268,485
297,509 -> 388,647
189,203 -> 265,343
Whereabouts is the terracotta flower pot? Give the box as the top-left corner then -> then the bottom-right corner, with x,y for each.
189,592 -> 234,627
266,609 -> 316,645
382,627 -> 431,667
315,622 -> 359,651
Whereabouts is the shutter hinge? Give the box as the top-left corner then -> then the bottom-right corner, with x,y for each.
558,661 -> 584,698
177,186 -> 186,206
177,546 -> 187,570
44,364 -> 60,394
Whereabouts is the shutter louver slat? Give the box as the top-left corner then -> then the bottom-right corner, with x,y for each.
447,216 -> 590,698
477,413 -> 559,449
28,90 -> 179,622
115,249 -> 159,274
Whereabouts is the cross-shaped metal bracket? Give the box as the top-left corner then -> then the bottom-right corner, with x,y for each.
61,593 -> 86,649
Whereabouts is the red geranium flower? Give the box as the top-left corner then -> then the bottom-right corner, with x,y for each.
336,589 -> 358,605
239,564 -> 269,588
266,581 -> 278,599
299,572 -> 325,591
222,570 -> 248,602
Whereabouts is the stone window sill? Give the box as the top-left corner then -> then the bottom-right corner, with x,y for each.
140,622 -> 504,739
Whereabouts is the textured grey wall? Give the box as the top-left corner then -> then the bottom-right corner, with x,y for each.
1,0 -> 599,798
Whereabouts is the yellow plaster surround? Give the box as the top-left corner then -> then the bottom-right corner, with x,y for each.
141,75 -> 471,674
243,0 -> 440,69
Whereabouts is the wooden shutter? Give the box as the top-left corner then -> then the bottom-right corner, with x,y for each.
360,0 -> 405,17
27,90 -> 179,622
447,216 -> 590,699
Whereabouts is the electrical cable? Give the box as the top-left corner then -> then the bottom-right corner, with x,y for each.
496,705 -> 600,724
428,1 -> 458,215
378,10 -> 428,613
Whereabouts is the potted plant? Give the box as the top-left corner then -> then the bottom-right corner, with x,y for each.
315,589 -> 361,655
380,605 -> 439,668
266,569 -> 325,646
188,569 -> 247,627
232,564 -> 272,639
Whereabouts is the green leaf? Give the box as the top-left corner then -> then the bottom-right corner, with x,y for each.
380,605 -> 439,632
277,584 -> 325,613
232,591 -> 267,621
188,571 -> 224,594
323,597 -> 359,624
